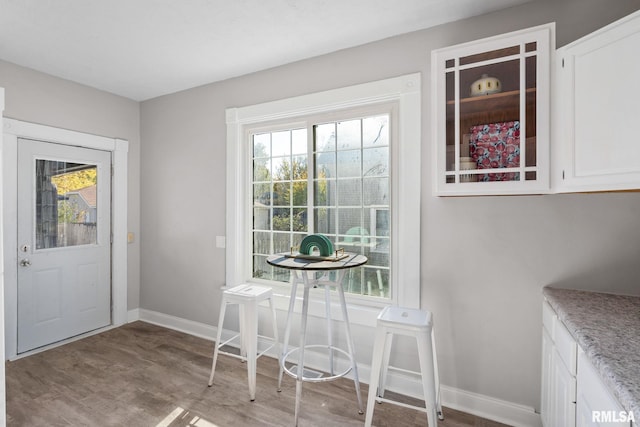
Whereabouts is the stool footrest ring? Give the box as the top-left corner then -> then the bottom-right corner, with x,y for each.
281,345 -> 353,383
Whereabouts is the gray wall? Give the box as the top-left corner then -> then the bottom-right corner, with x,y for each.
141,0 -> 640,410
0,59 -> 142,311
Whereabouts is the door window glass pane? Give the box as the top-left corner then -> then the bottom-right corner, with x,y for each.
36,160 -> 98,249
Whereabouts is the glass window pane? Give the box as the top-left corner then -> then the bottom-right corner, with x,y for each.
363,115 -> 389,147
251,113 -> 391,299
370,208 -> 390,239
363,178 -> 389,206
314,179 -> 335,206
292,155 -> 308,178
337,150 -> 362,178
526,55 -> 537,91
364,267 -> 389,298
462,60 -> 519,96
253,231 -> 271,255
251,128 -> 308,282
292,129 -> 307,155
363,147 -> 388,177
337,179 -> 362,206
292,208 -> 308,232
315,152 -> 335,178
338,208 -> 363,234
291,233 -> 305,248
526,54 -> 537,173
337,120 -> 361,150
253,133 -> 270,158
446,71 -> 455,176
271,157 -> 287,181
253,206 -> 271,231
273,263 -> 290,282
273,232 -> 292,253
39,160 -> 98,250
460,45 -> 519,65
273,208 -> 290,231
253,183 -> 271,206
271,131 -> 291,157
272,182 -> 290,206
314,123 -> 335,152
253,255 -> 272,280
343,267 -> 363,294
253,157 -> 271,182
314,207 -> 336,235
291,180 -> 307,207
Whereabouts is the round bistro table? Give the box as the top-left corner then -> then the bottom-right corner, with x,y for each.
266,252 -> 367,426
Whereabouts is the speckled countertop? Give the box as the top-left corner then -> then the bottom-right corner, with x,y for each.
543,287 -> 640,415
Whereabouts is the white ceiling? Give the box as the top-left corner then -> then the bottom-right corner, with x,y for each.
0,0 -> 530,101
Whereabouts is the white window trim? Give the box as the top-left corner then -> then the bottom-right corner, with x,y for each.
226,74 -> 421,324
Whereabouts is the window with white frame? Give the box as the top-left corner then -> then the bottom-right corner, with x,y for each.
226,73 -> 421,310
250,112 -> 391,298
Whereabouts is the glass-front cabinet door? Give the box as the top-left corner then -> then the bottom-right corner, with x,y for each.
432,24 -> 554,196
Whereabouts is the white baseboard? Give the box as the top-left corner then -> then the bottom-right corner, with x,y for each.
135,308 -> 541,427
127,308 -> 140,323
440,386 -> 541,427
137,308 -> 217,341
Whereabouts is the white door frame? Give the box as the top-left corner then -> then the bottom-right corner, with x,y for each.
2,118 -> 128,359
0,87 -> 7,425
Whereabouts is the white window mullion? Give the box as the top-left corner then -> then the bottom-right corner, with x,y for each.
454,58 -> 461,183
333,142 -> 339,242
307,123 -> 314,234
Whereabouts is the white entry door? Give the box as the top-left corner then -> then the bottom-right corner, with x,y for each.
17,138 -> 112,353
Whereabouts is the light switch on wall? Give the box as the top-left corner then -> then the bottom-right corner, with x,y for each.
216,236 -> 226,248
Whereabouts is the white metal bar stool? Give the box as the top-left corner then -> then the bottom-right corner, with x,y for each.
208,284 -> 280,401
365,306 -> 444,426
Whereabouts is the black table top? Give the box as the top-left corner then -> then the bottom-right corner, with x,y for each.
266,253 -> 367,271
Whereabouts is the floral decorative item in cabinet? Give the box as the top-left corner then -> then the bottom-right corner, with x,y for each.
469,121 -> 520,181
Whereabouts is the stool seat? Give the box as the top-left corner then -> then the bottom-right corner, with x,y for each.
225,283 -> 273,300
378,306 -> 432,330
208,284 -> 279,401
365,306 -> 443,426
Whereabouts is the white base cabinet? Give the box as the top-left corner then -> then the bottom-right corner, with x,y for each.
541,301 -> 577,426
554,10 -> 640,192
541,300 -> 632,427
576,350 -> 629,427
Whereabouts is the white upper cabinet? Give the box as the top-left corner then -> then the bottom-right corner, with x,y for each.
554,10 -> 640,192
432,24 -> 554,196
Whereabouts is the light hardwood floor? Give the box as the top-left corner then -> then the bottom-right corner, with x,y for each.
6,321 -> 509,426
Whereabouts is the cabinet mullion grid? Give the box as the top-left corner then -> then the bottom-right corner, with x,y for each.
454,57 -> 461,183
520,42 -> 526,182
447,52 -> 532,182
523,45 -> 540,181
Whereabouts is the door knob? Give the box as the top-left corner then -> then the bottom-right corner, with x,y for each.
20,259 -> 31,267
